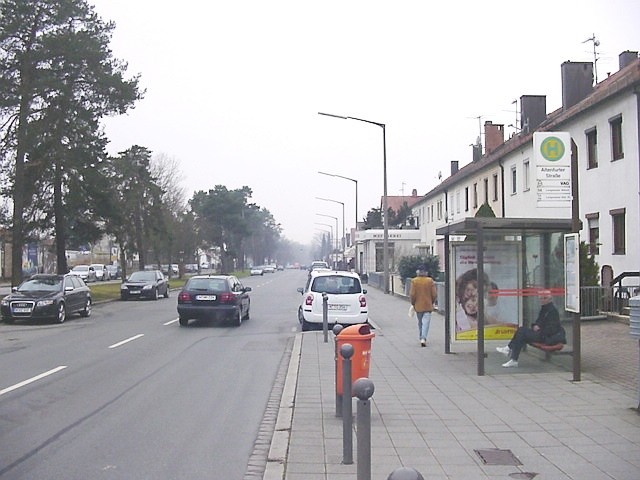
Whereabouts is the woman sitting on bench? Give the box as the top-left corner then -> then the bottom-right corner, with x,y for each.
496,290 -> 566,368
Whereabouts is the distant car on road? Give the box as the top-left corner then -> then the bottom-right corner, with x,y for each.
90,263 -> 108,281
263,265 -> 276,274
105,265 -> 121,280
297,270 -> 368,331
309,260 -> 329,272
70,264 -> 97,282
177,275 -> 251,327
250,266 -> 264,276
1,274 -> 92,324
120,270 -> 169,301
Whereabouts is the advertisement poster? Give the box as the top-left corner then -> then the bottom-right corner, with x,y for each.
453,243 -> 520,341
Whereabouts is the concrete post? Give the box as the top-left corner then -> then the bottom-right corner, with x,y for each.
322,292 -> 329,343
387,467 -> 425,480
340,343 -> 354,465
333,324 -> 344,417
353,377 -> 375,480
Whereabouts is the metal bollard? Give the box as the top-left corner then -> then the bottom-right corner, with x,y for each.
322,292 -> 329,343
353,377 -> 375,480
333,324 -> 344,417
340,343 -> 354,465
387,467 -> 425,480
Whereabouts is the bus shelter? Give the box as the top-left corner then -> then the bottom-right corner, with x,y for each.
436,217 -> 579,378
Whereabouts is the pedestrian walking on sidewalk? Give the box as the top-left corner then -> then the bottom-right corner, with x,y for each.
496,290 -> 565,367
409,265 -> 437,347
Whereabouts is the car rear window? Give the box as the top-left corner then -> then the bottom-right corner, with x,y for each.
187,278 -> 229,292
311,275 -> 361,295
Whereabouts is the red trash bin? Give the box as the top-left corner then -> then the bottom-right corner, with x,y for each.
336,323 -> 374,396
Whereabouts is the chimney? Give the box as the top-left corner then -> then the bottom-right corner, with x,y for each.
519,95 -> 546,134
411,188 -> 417,197
451,160 -> 459,175
561,61 -> 593,110
472,142 -> 482,162
619,50 -> 639,70
484,121 -> 504,154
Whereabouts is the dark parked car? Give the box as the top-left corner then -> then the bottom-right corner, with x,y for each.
1,274 -> 92,324
177,275 -> 251,327
105,264 -> 121,280
120,270 -> 169,300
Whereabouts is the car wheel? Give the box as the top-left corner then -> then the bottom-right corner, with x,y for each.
179,317 -> 189,327
80,298 -> 92,317
301,319 -> 312,332
4,317 -> 14,324
56,303 -> 66,324
297,307 -> 304,324
243,303 -> 250,320
120,295 -> 127,301
233,308 -> 242,327
164,287 -> 169,298
153,288 -> 159,300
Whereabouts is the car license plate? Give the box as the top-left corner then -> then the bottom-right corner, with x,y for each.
196,295 -> 216,301
328,304 -> 347,311
13,307 -> 31,313
130,291 -> 140,295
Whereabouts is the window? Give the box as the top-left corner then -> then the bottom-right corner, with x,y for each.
510,166 -> 517,194
586,213 -> 599,255
610,208 -> 625,255
437,200 -> 442,220
464,187 -> 469,211
473,183 -> 478,208
523,160 -> 530,191
586,128 -> 598,169
492,174 -> 499,201
610,115 -> 623,161
483,178 -> 489,204
456,191 -> 461,213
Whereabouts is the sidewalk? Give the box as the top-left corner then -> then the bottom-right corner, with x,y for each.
266,287 -> 640,480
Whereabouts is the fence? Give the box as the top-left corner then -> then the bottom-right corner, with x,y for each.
393,276 -> 637,318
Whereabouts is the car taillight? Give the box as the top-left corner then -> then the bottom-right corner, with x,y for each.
178,291 -> 191,303
219,292 -> 234,303
359,295 -> 367,307
304,294 -> 314,306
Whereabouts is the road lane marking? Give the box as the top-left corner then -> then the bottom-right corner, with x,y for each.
164,319 -> 179,326
0,366 -> 67,397
108,334 -> 144,349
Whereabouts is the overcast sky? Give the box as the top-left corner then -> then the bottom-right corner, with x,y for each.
89,0 -> 639,245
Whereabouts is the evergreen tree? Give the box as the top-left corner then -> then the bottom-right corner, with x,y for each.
0,0 -> 142,282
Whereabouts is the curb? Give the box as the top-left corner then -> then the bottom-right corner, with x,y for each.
263,333 -> 301,480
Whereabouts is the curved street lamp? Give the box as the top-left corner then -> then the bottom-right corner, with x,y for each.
318,171 -> 359,273
318,112 -> 389,293
316,213 -> 339,268
316,197 -> 345,251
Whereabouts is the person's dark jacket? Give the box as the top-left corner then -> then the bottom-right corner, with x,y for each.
535,302 -> 565,344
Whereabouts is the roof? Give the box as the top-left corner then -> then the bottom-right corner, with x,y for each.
436,217 -> 573,235
421,57 -> 640,203
382,193 -> 423,213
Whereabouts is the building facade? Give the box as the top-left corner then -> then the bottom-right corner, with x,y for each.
412,51 -> 640,285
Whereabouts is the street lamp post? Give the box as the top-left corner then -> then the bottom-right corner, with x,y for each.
318,171 -> 359,274
314,224 -> 334,261
316,196 -> 345,251
318,112 -> 389,293
316,213 -> 339,268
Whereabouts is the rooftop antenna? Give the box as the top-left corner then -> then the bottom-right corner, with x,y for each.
466,115 -> 484,153
400,182 -> 406,196
582,33 -> 600,83
507,98 -> 520,133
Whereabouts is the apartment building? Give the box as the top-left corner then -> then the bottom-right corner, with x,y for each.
413,50 -> 640,284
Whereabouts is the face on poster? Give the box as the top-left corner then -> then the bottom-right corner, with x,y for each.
453,243 -> 520,340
